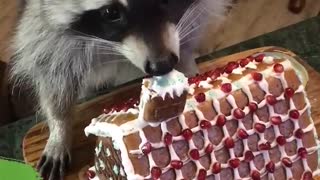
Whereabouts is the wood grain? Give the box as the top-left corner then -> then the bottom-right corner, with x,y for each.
22,47 -> 320,180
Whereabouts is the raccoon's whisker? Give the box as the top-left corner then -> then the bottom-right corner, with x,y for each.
180,35 -> 201,46
177,2 -> 198,32
179,23 -> 201,41
178,12 -> 202,39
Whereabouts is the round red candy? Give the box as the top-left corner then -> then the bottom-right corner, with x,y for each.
212,162 -> 221,174
229,158 -> 240,168
221,83 -> 232,93
255,54 -> 265,62
164,133 -> 173,145
285,87 -> 295,98
86,170 -> 96,179
189,149 -> 200,160
249,102 -> 258,112
251,72 -> 263,81
282,157 -> 293,167
251,170 -> 261,180
216,115 -> 226,127
244,151 -> 254,162
205,144 -> 214,154
273,63 -> 284,73
233,108 -> 245,119
200,120 -> 212,129
302,171 -> 313,180
266,95 -> 277,105
266,161 -> 275,173
151,167 -> 162,179
224,61 -> 239,74
237,129 -> 249,139
141,142 -> 152,155
289,109 -> 300,119
240,57 -> 251,67
254,123 -> 266,133
195,92 -> 206,103
197,169 -> 207,180
295,128 -> 304,139
270,116 -> 282,125
182,129 -> 193,140
259,142 -> 271,151
298,147 -> 308,159
276,136 -> 286,146
171,160 -> 183,169
224,137 -> 235,149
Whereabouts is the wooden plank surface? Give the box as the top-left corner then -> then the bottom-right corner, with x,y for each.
22,47 -> 320,180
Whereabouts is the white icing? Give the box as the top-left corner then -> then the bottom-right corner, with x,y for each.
143,69 -> 188,99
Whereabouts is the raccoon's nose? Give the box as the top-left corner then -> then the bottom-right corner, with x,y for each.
145,53 -> 178,76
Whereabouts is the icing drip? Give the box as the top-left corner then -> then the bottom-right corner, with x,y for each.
143,69 -> 188,99
85,54 -> 319,179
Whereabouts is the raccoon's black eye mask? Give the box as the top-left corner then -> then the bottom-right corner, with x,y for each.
71,2 -> 128,41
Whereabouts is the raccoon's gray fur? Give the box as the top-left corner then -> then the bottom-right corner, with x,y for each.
10,0 -> 230,179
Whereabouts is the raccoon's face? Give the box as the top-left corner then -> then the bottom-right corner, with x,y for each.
66,0 -> 193,76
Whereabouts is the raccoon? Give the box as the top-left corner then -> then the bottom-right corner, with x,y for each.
10,0 -> 230,179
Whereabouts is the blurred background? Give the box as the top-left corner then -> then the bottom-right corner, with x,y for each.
0,0 -> 319,126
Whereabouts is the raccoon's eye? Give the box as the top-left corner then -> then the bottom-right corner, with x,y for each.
101,5 -> 122,23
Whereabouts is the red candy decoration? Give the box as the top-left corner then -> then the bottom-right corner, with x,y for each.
295,128 -> 304,139
259,142 -> 271,151
249,102 -> 258,112
164,133 -> 173,146
254,123 -> 266,133
216,115 -> 226,127
282,157 -> 293,167
151,167 -> 162,179
240,57 -> 251,67
212,162 -> 221,174
289,109 -> 300,119
251,72 -> 263,81
229,158 -> 240,168
255,54 -> 265,62
189,149 -> 200,160
195,93 -> 206,103
224,137 -> 235,149
200,120 -> 212,129
197,169 -> 207,180
244,151 -> 254,162
266,95 -> 277,105
266,161 -> 275,173
251,170 -> 261,180
274,63 -> 284,73
237,129 -> 249,139
270,116 -> 282,125
221,83 -> 232,93
298,147 -> 308,159
276,136 -> 286,146
205,144 -> 214,154
171,160 -> 183,169
86,170 -> 96,179
233,108 -> 245,119
141,142 -> 152,155
224,61 -> 239,74
285,87 -> 295,98
302,171 -> 313,180
182,129 -> 193,140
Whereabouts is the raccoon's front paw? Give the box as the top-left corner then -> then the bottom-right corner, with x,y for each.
37,140 -> 71,180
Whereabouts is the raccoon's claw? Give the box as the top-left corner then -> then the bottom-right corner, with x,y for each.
37,147 -> 71,180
